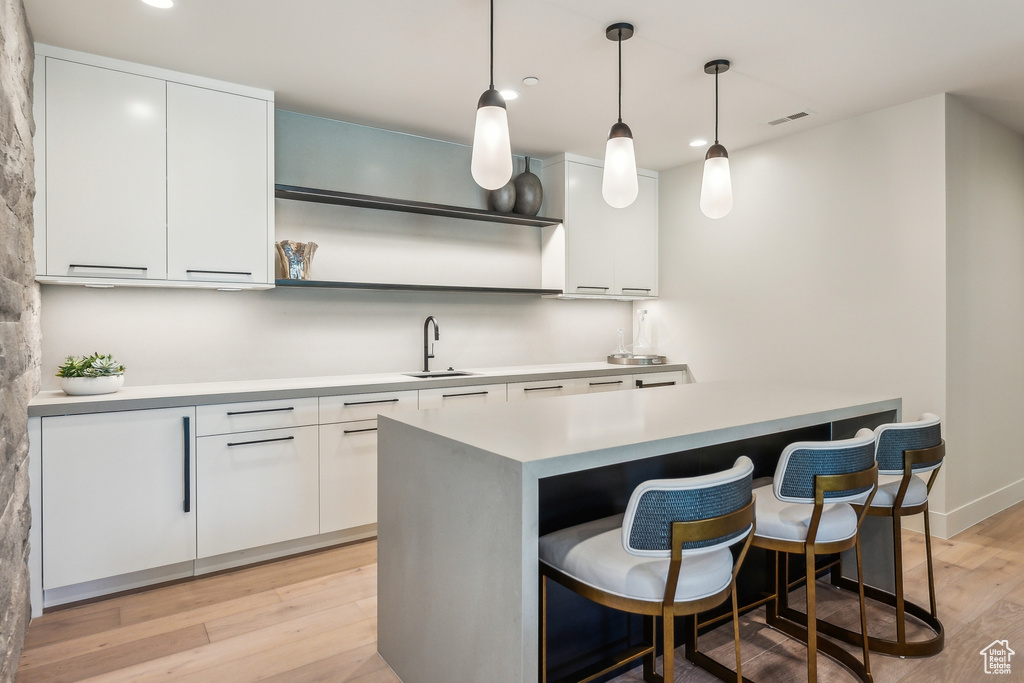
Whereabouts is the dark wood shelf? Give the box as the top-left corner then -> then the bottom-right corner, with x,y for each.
274,279 -> 563,296
275,184 -> 563,228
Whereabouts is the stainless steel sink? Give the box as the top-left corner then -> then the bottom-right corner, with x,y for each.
403,370 -> 476,379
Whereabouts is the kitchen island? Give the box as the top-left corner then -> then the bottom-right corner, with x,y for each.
376,381 -> 901,683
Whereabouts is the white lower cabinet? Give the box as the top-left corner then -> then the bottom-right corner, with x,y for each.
320,420 -> 378,533
41,407 -> 196,589
197,425 -> 319,558
507,375 -> 632,401
418,383 -> 507,409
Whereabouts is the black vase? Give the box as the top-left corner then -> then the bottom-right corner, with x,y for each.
489,178 -> 516,213
513,157 -> 543,216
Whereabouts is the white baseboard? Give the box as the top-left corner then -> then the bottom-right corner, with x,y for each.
926,477 -> 1024,539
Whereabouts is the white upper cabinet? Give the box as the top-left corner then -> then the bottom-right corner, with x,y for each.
34,45 -> 274,289
541,154 -> 658,299
167,83 -> 271,285
44,58 -> 168,280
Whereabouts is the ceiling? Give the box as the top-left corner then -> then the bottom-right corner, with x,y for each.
23,0 -> 1024,171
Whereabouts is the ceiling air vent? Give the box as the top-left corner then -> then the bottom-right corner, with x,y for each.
768,111 -> 812,126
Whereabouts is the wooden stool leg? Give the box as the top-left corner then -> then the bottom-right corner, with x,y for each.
662,610 -> 675,683
892,513 -> 907,646
855,534 -> 872,680
644,615 -> 658,682
923,503 -> 938,618
732,581 -> 743,683
805,547 -> 818,683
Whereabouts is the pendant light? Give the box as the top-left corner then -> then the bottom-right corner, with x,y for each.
471,0 -> 513,190
602,23 -> 639,209
700,59 -> 733,219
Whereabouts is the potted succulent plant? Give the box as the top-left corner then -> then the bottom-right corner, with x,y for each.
56,353 -> 126,396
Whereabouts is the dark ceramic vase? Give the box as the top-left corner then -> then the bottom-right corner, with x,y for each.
513,157 -> 543,216
489,177 -> 516,213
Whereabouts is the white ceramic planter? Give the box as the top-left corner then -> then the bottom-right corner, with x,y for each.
60,375 -> 125,396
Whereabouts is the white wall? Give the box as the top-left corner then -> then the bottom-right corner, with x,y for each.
38,112 -> 631,389
651,94 -> 950,524
944,95 -> 1024,534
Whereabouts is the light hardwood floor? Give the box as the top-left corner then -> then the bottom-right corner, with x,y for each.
16,500 -> 1024,682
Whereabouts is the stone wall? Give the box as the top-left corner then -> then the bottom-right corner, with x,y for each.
0,0 -> 38,680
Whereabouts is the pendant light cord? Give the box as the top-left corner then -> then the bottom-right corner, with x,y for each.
714,64 -> 720,144
489,0 -> 495,90
617,27 -> 623,122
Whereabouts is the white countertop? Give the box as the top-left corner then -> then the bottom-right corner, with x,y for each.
384,381 -> 901,478
28,361 -> 687,417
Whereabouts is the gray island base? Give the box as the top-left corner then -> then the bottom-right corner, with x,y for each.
377,381 -> 901,683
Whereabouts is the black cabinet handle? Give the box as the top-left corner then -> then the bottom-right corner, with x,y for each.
576,285 -> 610,291
589,380 -> 624,386
441,391 -> 488,398
226,406 -> 295,416
186,269 -> 253,276
183,416 -> 191,513
343,427 -> 378,435
227,435 -> 296,447
343,398 -> 400,407
523,385 -> 563,392
636,380 -> 676,389
621,287 -> 652,292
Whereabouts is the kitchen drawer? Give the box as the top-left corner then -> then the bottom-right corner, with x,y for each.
320,390 -> 418,424
632,371 -> 686,390
418,383 -> 507,410
196,397 -> 318,436
320,420 -> 378,533
197,425 -> 319,558
507,374 -> 632,401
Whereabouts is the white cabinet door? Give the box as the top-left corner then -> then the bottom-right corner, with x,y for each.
41,407 -> 196,589
613,174 -> 659,297
196,397 -> 318,437
508,374 -> 634,401
44,58 -> 167,279
632,371 -> 686,389
418,383 -> 507,410
319,390 -> 418,424
320,420 -> 378,533
197,425 -> 319,558
167,83 -> 271,285
565,160 -> 615,295
579,375 -> 633,394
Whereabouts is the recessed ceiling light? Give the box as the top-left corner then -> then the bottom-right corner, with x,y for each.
500,89 -> 519,101
522,76 -> 539,86
689,138 -> 708,147
141,0 -> 173,8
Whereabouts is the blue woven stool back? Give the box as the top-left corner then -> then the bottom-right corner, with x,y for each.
875,413 -> 942,474
623,456 -> 753,557
776,431 -> 876,503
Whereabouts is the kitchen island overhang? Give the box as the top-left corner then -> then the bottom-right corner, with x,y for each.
376,381 -> 901,683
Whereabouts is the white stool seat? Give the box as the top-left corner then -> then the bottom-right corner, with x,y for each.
752,483 -> 858,543
539,514 -> 733,603
870,475 -> 929,508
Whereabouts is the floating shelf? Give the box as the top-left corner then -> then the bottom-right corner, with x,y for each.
275,279 -> 563,296
275,184 -> 563,228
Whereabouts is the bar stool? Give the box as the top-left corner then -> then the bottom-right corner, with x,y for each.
539,457 -> 756,683
824,413 -> 945,657
751,430 -> 878,683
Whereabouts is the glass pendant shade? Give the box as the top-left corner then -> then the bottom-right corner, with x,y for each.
471,89 -> 513,190
602,125 -> 639,208
700,145 -> 733,219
